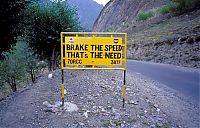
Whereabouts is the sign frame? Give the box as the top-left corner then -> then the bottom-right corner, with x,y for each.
60,32 -> 127,70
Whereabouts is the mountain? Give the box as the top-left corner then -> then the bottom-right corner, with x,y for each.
39,0 -> 103,31
93,0 -> 200,68
68,0 -> 103,31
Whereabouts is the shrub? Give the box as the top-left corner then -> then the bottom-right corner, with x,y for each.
171,0 -> 200,12
137,11 -> 154,21
106,27 -> 114,32
19,39 -> 41,83
159,2 -> 178,14
0,42 -> 26,92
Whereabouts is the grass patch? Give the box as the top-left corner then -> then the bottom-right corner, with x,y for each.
137,11 -> 154,21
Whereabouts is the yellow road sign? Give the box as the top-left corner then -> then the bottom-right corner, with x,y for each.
61,32 -> 127,70
60,32 -> 127,107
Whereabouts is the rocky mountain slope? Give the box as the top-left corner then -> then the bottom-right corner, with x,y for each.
68,0 -> 103,31
93,0 -> 169,32
93,0 -> 200,68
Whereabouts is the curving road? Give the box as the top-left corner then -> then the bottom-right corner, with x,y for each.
126,60 -> 200,105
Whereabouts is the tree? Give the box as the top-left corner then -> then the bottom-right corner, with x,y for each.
0,0 -> 34,58
0,41 -> 27,92
21,0 -> 82,70
17,38 -> 41,83
0,38 -> 41,92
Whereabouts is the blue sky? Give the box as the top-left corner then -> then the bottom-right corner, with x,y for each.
93,0 -> 110,6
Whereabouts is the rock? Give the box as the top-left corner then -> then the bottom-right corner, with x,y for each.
55,101 -> 62,107
43,101 -> 78,113
129,100 -> 139,105
154,104 -> 158,108
64,89 -> 67,95
48,73 -> 53,79
92,106 -> 97,109
78,122 -> 85,126
43,101 -> 51,106
83,110 -> 90,118
51,107 -> 60,113
44,107 -> 59,113
178,36 -> 187,43
150,124 -> 156,128
194,35 -> 200,42
101,108 -> 107,113
156,122 -> 163,127
107,106 -> 112,109
63,102 -> 79,112
20,116 -> 25,120
156,108 -> 160,112
185,37 -> 194,44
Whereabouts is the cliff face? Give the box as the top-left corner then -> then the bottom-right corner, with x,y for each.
92,0 -> 168,32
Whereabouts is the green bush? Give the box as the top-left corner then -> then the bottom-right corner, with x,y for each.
159,2 -> 178,14
0,41 -> 27,92
106,27 -> 114,32
0,38 -> 42,92
19,39 -> 41,83
137,11 -> 154,21
171,0 -> 200,12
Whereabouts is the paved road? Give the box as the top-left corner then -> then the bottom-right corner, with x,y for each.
127,60 -> 199,104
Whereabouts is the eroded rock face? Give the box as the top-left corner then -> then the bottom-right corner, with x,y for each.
127,35 -> 200,68
92,0 -> 169,32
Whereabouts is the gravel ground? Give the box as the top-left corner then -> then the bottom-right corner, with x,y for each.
0,69 -> 199,128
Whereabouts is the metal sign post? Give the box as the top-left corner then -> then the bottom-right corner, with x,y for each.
122,70 -> 126,108
61,69 -> 64,106
60,32 -> 127,107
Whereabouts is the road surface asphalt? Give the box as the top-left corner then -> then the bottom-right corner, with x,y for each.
126,60 -> 199,105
